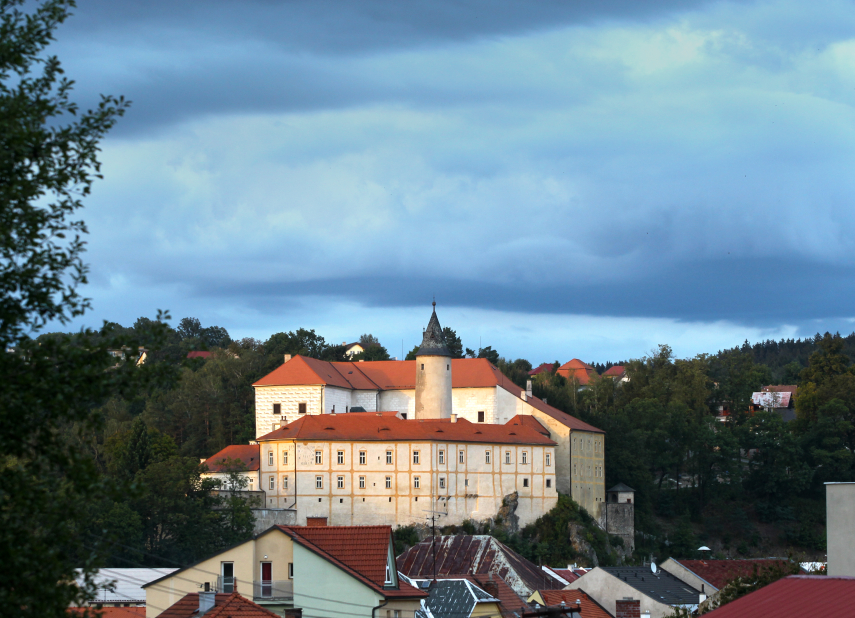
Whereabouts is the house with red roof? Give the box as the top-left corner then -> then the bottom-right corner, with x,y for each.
702,575 -> 855,617
526,590 -> 612,618
143,524 -> 426,618
201,444 -> 262,492
602,365 -> 627,382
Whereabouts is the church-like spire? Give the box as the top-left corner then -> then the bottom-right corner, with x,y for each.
416,301 -> 451,357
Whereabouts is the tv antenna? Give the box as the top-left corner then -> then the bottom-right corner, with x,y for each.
423,500 -> 448,583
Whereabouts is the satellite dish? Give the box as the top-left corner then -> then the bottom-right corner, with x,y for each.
698,546 -> 711,552
650,562 -> 657,574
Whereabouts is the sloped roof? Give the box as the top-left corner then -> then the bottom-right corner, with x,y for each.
534,590 -> 612,618
417,304 -> 452,357
673,559 -> 797,590
203,444 -> 260,472
69,608 -> 145,618
528,363 -> 555,376
556,360 -> 597,386
602,365 -> 625,377
257,413 -> 557,446
541,566 -> 578,584
421,579 -> 499,618
600,567 -> 701,606
430,574 -> 528,618
280,525 -> 426,599
703,575 -> 855,618
157,592 -> 279,618
76,567 -> 178,604
751,392 -> 793,408
762,385 -> 798,394
522,395 -> 604,434
187,351 -> 212,359
396,535 -> 563,599
607,483 -> 635,493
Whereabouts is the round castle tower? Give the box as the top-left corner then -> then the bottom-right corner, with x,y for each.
414,302 -> 453,420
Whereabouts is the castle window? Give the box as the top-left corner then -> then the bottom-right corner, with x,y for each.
439,477 -> 446,489
299,403 -> 307,414
337,476 -> 344,489
477,411 -> 484,423
386,451 -> 393,464
385,476 -> 392,489
413,451 -> 420,465
315,476 -> 323,489
359,451 -> 366,465
337,450 -> 344,465
485,450 -> 491,464
438,450 -> 445,464
268,451 -> 274,466
447,364 -> 449,370
283,476 -> 288,489
283,451 -> 288,465
315,451 -> 323,465
269,476 -> 275,491
421,364 -> 424,370
401,413 -> 407,419
288,563 -> 293,579
546,452 -> 551,466
465,479 -> 469,487
523,478 -> 529,488
359,476 -> 365,488
574,464 -> 577,476
459,450 -> 465,464
414,476 -> 420,488
546,478 -> 552,488
273,403 -> 281,415
505,451 -> 511,464
522,451 -> 528,465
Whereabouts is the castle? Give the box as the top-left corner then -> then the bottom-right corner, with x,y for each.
207,305 -> 605,528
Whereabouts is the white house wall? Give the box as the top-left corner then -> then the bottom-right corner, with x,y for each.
324,386 -> 352,415
255,385 -> 323,438
451,388 -> 497,423
378,390 -> 416,417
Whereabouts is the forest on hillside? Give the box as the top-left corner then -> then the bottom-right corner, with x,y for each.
38,317 -> 855,568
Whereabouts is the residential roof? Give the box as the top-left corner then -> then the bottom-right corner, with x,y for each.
556,360 -> 597,385
704,575 -> 855,618
256,413 -> 557,446
528,363 -> 555,376
602,365 -> 625,377
69,608 -> 146,618
420,578 -> 499,618
279,525 -> 426,599
533,590 -> 612,618
187,351 -> 212,359
396,535 -> 563,599
541,567 -> 578,584
76,568 -> 178,604
203,444 -> 260,473
751,392 -> 793,408
157,592 -> 278,618
761,384 -> 798,394
601,567 -> 702,606
607,483 -> 635,493
432,574 -> 528,618
672,559 -> 797,591
417,304 -> 452,357
253,356 -> 603,434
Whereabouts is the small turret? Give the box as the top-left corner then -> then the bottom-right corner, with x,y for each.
414,302 -> 452,419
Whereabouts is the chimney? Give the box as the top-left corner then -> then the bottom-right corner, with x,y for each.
526,380 -> 533,398
615,599 -> 640,618
482,573 -> 499,599
283,354 -> 292,363
520,390 -> 527,402
199,583 -> 216,614
451,414 -> 458,423
279,418 -> 288,429
543,397 -> 547,405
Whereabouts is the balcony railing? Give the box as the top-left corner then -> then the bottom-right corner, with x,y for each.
253,580 -> 293,601
214,577 -> 293,601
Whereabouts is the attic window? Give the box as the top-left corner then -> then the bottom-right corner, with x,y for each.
325,427 -> 335,431
509,432 -> 516,435
348,371 -> 353,374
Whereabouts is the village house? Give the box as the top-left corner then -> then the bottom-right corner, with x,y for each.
250,305 -> 605,520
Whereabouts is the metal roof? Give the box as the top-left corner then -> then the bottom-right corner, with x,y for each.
751,392 -> 792,408
77,568 -> 178,604
601,567 -> 702,607
416,303 -> 452,357
418,579 -> 499,618
606,482 -> 635,493
704,575 -> 855,618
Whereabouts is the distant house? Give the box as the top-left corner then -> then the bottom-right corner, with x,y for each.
703,575 -> 855,617
564,566 -> 704,618
187,351 -> 212,360
526,590 -> 612,618
602,365 -> 628,382
529,363 -> 556,377
556,360 -> 597,387
750,385 -> 798,421
74,567 -> 177,608
342,342 -> 365,359
658,558 -> 801,609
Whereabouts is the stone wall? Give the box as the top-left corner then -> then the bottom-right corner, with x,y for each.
254,385 -> 323,438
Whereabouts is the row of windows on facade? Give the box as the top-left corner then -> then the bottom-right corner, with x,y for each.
270,403 -> 489,423
269,449 -> 550,467
268,475 -> 551,490
573,436 -> 604,453
573,463 -> 604,478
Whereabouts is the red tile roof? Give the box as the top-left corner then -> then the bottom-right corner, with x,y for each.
704,575 -> 855,618
602,365 -> 625,377
535,590 -> 612,618
762,384 -> 798,394
522,396 -> 604,434
674,559 -> 797,590
257,413 -> 557,446
556,360 -> 597,385
187,351 -> 212,359
278,525 -> 426,599
529,363 -> 555,376
157,593 -> 278,618
544,567 -> 579,584
69,608 -> 145,618
203,444 -> 260,472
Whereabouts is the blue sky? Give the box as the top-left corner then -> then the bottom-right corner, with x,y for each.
52,0 -> 855,363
